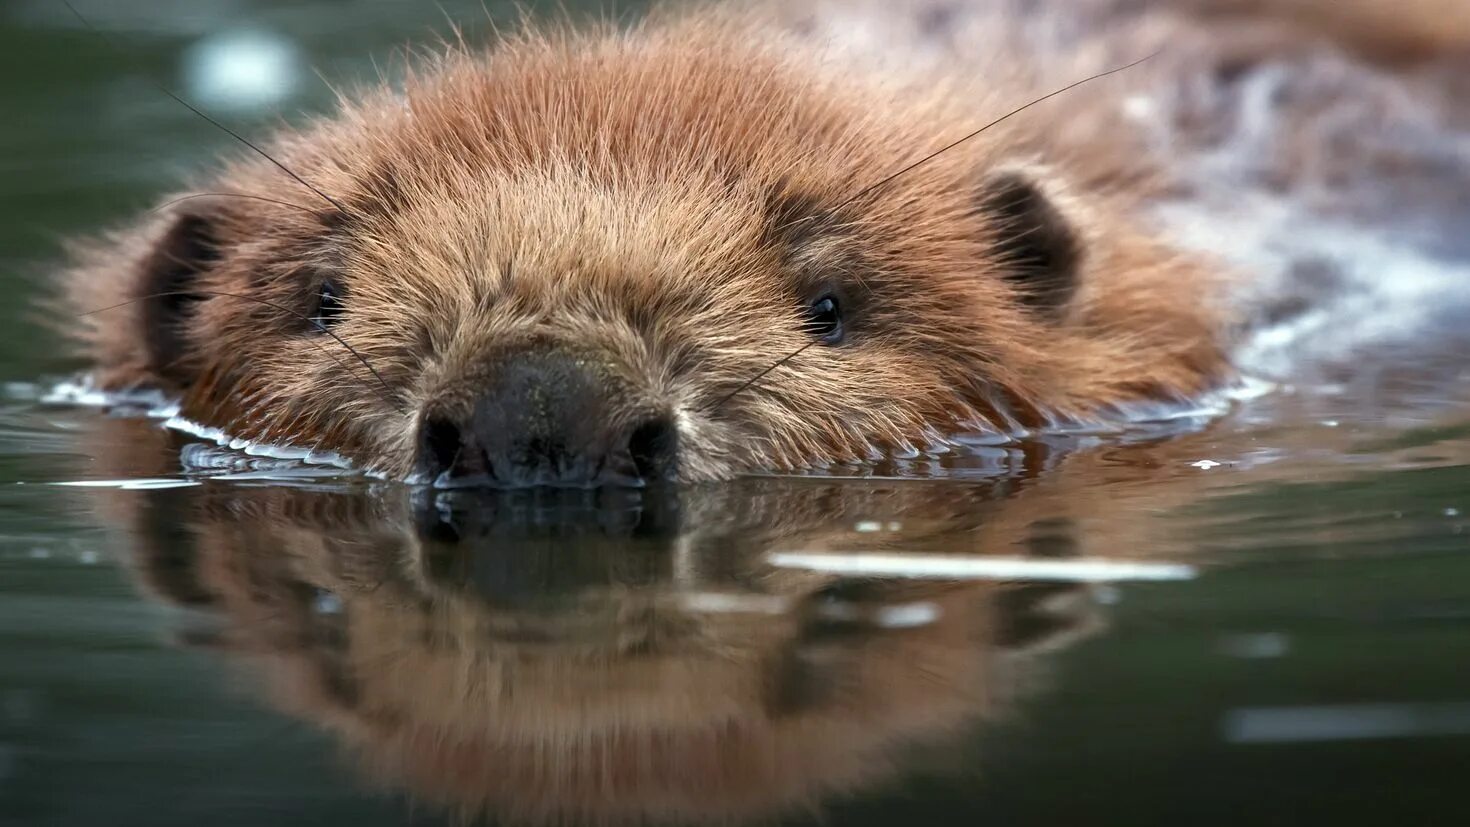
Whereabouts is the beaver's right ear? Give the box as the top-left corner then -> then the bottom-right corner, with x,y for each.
132,205 -> 223,387
973,166 -> 1084,320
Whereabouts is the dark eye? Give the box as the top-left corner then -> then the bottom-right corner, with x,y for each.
311,279 -> 346,330
803,295 -> 843,344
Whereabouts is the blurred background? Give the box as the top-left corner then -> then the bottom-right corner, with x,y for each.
3,3 -> 1470,827
1,0 -> 649,380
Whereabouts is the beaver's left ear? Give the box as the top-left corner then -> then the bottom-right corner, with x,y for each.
973,167 -> 1083,319
131,203 -> 226,388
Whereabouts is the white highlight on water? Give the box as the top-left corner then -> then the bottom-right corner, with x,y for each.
164,416 -> 351,469
768,552 -> 1196,582
853,520 -> 904,533
1224,703 -> 1470,744
53,479 -> 202,490
676,592 -> 791,615
40,376 -> 356,480
675,592 -> 942,629
873,602 -> 942,628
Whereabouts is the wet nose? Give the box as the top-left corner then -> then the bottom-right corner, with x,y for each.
415,351 -> 676,486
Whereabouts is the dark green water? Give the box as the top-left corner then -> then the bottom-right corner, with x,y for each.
4,2 -> 1470,826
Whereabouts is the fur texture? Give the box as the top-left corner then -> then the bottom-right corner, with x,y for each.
63,0 -> 1462,481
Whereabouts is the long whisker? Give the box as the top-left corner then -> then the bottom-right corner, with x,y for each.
78,290 -> 405,413
60,0 -> 348,214
709,340 -> 818,411
153,193 -> 325,217
832,51 -> 1162,212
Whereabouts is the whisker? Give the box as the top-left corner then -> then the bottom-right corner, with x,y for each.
832,51 -> 1162,213
153,193 -> 326,217
78,290 -> 405,414
60,0 -> 348,214
709,340 -> 818,411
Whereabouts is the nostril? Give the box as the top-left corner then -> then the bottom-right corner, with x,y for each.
419,416 -> 463,478
626,416 -> 677,481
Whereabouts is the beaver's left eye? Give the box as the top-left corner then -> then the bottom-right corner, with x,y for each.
312,279 -> 346,330
803,295 -> 843,344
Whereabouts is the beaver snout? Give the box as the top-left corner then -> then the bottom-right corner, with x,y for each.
415,349 -> 677,487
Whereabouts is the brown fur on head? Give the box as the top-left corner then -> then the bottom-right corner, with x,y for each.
61,11 -> 1229,483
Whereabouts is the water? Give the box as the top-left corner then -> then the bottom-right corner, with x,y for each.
4,2 -> 1470,825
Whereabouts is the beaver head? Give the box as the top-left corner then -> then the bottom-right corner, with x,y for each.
63,16 -> 1229,484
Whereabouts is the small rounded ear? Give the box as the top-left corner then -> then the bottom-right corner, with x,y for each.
135,205 -> 223,386
974,167 -> 1083,319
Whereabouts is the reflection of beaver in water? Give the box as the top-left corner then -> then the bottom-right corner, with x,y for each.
100,469 -> 1104,824
55,0 -> 1470,484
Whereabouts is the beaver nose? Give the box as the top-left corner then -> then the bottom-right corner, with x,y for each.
415,352 -> 677,487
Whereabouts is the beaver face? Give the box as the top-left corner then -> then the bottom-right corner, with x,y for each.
64,21 -> 1229,484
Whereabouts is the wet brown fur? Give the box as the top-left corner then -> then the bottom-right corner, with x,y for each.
59,0 -> 1465,480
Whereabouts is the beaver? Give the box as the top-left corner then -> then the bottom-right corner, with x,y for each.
72,368 -> 1470,821
55,0 -> 1470,485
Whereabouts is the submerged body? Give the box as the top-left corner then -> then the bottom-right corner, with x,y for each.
57,0 -> 1470,484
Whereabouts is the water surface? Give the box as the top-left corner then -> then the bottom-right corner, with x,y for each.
3,2 -> 1470,825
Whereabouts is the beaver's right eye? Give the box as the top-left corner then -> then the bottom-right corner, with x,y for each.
803,295 -> 843,344
312,279 -> 346,330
